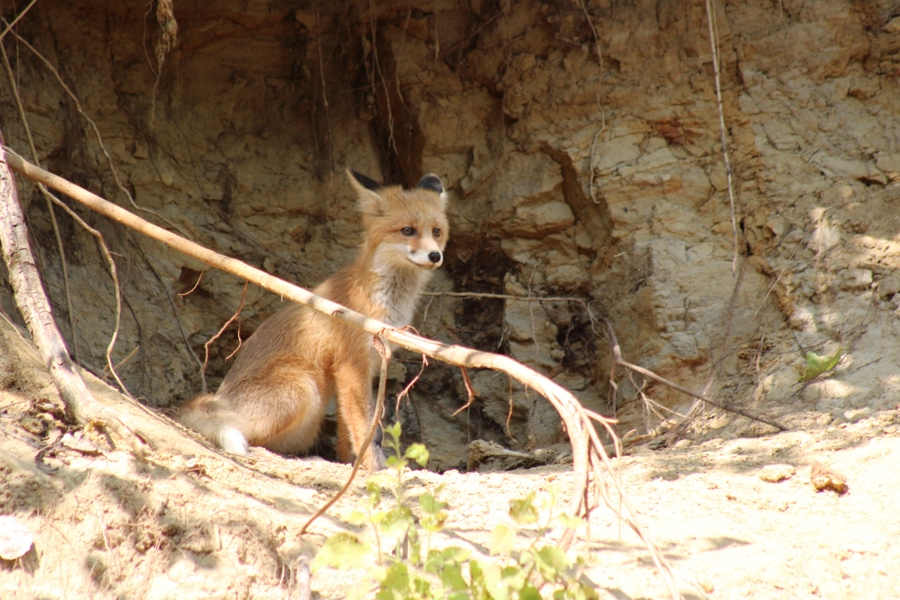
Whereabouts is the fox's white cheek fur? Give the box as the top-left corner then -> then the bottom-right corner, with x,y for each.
375,243 -> 414,267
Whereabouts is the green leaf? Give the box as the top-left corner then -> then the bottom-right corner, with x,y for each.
799,348 -> 842,382
381,506 -> 414,545
311,532 -> 370,571
419,492 -> 447,515
384,454 -> 407,470
425,546 -> 470,574
509,493 -> 539,525
367,473 -> 395,494
481,562 -> 508,600
533,546 -> 570,579
366,480 -> 383,506
439,563 -> 468,592
376,562 -> 410,600
405,443 -> 430,467
345,510 -> 369,526
384,421 -> 403,443
520,584 -> 542,600
490,524 -> 515,556
557,514 -> 587,530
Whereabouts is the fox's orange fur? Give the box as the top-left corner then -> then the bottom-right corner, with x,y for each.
178,170 -> 449,470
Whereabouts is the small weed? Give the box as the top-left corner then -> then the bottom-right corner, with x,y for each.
313,423 -> 598,599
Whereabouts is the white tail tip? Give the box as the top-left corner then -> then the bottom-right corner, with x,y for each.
218,425 -> 249,455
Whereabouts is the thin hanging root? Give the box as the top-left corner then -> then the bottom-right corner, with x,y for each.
299,337 -> 391,536
200,281 -> 249,395
395,353 -> 427,416
451,366 -> 477,416
4,151 -> 681,599
703,0 -> 740,273
1,23 -> 191,240
178,269 -> 206,297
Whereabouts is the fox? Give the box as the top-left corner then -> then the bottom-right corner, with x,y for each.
177,169 -> 449,470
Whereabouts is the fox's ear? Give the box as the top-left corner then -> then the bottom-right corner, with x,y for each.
416,174 -> 443,194
416,173 -> 447,208
347,169 -> 386,216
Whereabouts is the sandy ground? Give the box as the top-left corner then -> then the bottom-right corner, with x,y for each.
1,314 -> 899,600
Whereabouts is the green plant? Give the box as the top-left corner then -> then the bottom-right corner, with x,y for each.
312,423 -> 599,599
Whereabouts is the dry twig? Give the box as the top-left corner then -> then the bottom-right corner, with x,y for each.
603,319 -> 787,432
299,338 -> 391,535
200,281 -> 249,394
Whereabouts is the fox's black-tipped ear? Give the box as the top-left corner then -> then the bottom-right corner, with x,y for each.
349,170 -> 382,192
348,168 -> 387,217
416,174 -> 443,194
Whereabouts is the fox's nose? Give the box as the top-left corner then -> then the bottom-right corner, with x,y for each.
428,251 -> 442,264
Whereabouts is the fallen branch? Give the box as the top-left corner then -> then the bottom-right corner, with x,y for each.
603,319 -> 787,432
0,134 -> 144,451
0,136 -> 90,424
4,148 -> 680,599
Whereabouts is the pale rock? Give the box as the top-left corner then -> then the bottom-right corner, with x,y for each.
816,156 -> 870,180
759,464 -> 796,482
803,379 -> 854,402
839,268 -> 873,291
761,367 -> 800,401
763,120 -> 801,150
844,406 -> 873,423
508,340 -> 559,370
809,215 -> 841,252
667,332 -> 700,361
765,215 -> 789,237
509,201 -> 574,236
504,302 -> 557,344
554,371 -> 586,391
875,152 -> 900,179
815,413 -> 833,426
877,273 -> 900,298
592,134 -> 643,171
685,242 -> 715,263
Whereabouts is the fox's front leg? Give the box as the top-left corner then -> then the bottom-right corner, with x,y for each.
334,362 -> 386,470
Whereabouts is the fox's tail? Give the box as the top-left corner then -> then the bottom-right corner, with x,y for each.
177,394 -> 249,455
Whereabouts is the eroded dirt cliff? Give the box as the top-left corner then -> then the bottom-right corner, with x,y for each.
4,0 -> 900,466
2,0 -> 900,598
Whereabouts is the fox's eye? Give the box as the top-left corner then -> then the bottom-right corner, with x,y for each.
401,227 -> 416,236
432,228 -> 441,239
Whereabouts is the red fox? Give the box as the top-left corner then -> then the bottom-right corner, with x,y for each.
178,170 -> 449,470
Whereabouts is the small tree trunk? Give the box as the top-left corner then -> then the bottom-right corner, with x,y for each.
0,134 -> 91,424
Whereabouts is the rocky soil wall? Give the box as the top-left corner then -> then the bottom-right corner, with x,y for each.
2,0 -> 899,469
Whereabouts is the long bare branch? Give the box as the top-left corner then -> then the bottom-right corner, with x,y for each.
4,148 -> 680,598
4,147 -> 601,509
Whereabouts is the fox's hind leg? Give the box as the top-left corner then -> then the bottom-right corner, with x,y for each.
219,367 -> 326,455
334,362 -> 385,470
